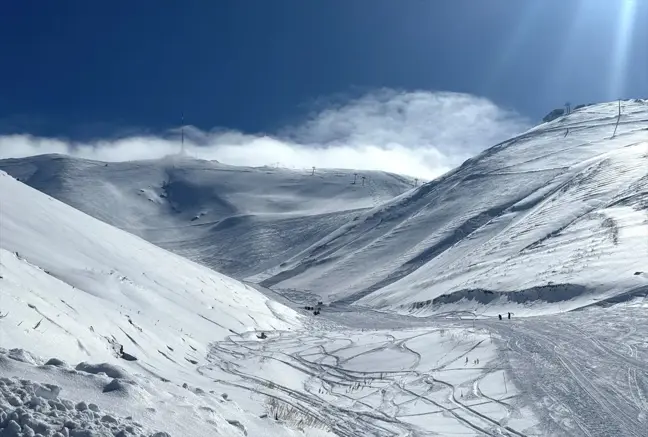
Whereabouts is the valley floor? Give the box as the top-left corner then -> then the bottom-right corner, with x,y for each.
489,304 -> 648,437
3,296 -> 647,436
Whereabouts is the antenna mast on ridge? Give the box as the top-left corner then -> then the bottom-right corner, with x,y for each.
180,112 -> 185,155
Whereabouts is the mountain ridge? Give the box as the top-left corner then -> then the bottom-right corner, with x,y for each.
0,154 -> 416,278
2,99 -> 647,315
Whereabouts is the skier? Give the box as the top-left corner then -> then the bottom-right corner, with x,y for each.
507,312 -> 511,320
498,314 -> 502,320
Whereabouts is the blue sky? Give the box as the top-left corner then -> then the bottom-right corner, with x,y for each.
1,0 -> 646,177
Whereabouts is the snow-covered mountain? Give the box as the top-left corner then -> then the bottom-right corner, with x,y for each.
0,170 -> 305,435
0,156 -> 415,278
254,100 -> 648,313
2,101 -> 646,316
0,169 -> 531,437
0,167 -> 302,359
2,100 -> 648,437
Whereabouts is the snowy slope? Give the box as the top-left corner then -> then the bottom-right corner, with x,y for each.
0,172 -> 536,436
0,170 -> 300,359
0,156 -> 414,278
2,104 -> 647,436
2,101 -> 645,316
254,100 -> 648,312
0,171 -> 308,435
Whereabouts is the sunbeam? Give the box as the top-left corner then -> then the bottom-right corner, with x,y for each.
609,0 -> 639,99
483,1 -> 546,92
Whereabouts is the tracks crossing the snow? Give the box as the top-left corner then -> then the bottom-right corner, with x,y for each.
486,308 -> 648,437
194,302 -> 648,436
199,313 -> 531,436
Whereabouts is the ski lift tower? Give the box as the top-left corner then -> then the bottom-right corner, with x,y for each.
180,113 -> 186,156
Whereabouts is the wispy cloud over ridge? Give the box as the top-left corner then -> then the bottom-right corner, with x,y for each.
0,90 -> 530,179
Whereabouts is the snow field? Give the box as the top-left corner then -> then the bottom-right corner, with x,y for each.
0,345 -> 332,437
198,319 -> 537,436
486,300 -> 648,436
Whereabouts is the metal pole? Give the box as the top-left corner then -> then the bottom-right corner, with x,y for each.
181,112 -> 185,155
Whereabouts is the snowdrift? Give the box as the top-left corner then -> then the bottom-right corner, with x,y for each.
256,100 -> 648,313
0,156 -> 414,278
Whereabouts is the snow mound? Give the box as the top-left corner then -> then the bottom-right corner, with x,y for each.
44,359 -> 69,368
0,376 -> 163,437
102,379 -> 137,395
4,350 -> 39,366
75,363 -> 128,380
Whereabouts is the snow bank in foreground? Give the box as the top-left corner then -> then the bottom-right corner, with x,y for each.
0,357 -> 166,437
0,346 -> 331,437
0,377 -> 168,437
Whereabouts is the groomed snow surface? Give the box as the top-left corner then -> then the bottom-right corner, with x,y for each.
1,99 -> 648,436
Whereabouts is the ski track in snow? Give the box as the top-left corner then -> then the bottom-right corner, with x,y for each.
196,298 -> 648,437
2,300 -> 647,436
488,305 -> 648,437
200,310 -> 530,436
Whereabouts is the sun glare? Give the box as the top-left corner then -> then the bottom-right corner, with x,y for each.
609,0 -> 639,98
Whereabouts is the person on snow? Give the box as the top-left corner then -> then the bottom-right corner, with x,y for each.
507,312 -> 512,319
498,314 -> 502,320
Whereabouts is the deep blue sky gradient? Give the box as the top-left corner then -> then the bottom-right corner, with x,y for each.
1,0 -> 646,139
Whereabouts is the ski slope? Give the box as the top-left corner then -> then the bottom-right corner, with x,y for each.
1,100 -> 648,437
253,100 -> 648,313
2,101 -> 645,315
0,170 -> 310,436
0,156 -> 414,279
0,171 -> 530,437
486,302 -> 648,436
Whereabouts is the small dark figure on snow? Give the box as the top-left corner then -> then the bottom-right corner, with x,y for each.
119,345 -> 124,357
507,312 -> 511,319
498,314 -> 502,320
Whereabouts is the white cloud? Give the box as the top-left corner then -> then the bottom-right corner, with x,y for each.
0,90 -> 530,179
